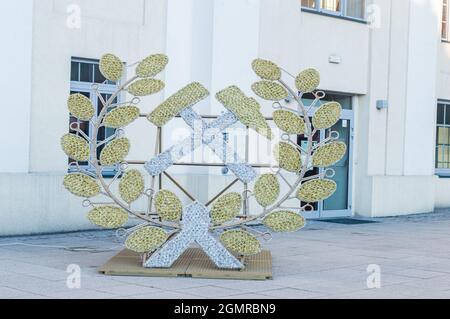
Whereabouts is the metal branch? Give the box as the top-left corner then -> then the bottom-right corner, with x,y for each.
108,167 -> 123,188
72,127 -> 92,143
277,172 -> 293,188
163,171 -> 196,202
205,178 -> 239,207
94,89 -> 107,109
90,76 -> 180,230
96,132 -> 119,148
212,77 -> 316,230
146,127 -> 161,216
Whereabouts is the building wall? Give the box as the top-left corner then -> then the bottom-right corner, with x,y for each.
436,4 -> 450,201
0,0 -> 167,235
163,0 -> 214,204
0,0 -> 33,173
356,0 -> 441,217
256,0 -> 445,218
435,177 -> 450,207
1,0 -> 450,235
258,1 -> 369,96
30,0 -> 166,173
438,40 -> 450,101
166,0 -> 446,218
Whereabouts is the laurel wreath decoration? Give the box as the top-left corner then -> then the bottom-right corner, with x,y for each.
61,53 -> 345,270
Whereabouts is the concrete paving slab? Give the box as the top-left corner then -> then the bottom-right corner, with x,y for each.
1,209 -> 450,298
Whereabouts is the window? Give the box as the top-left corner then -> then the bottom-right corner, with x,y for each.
301,0 -> 366,20
443,0 -> 449,41
301,92 -> 353,110
321,0 -> 341,13
436,102 -> 450,175
297,92 -> 353,213
301,0 -> 317,9
71,58 -> 117,85
69,57 -> 121,176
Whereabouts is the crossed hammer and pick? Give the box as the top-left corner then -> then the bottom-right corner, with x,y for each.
142,84 -> 271,269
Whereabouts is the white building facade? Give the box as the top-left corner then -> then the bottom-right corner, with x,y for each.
0,0 -> 449,235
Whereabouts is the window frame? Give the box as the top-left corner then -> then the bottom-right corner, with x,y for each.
443,0 -> 449,42
301,0 -> 367,23
69,57 -> 122,177
436,100 -> 450,177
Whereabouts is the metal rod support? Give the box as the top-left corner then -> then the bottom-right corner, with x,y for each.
205,178 -> 239,207
163,171 -> 196,201
127,161 -> 275,168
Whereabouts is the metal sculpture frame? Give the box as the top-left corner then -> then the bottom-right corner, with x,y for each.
62,53 -> 346,271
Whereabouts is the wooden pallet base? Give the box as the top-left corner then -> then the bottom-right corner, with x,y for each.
99,248 -> 272,280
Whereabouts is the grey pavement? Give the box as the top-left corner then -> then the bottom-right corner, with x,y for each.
1,210 -> 450,299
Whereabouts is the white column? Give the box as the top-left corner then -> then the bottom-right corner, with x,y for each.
258,0 -> 303,74
403,0 -> 441,175
164,0 -> 216,203
0,0 -> 33,173
165,0 -> 214,105
210,0 -> 261,113
356,0 -> 441,217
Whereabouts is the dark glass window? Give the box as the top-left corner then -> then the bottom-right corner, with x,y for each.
68,90 -> 90,167
443,0 -> 449,40
94,64 -> 107,84
69,58 -> 120,174
72,58 -> 117,84
302,92 -> 353,110
301,0 -> 317,9
436,101 -> 450,170
79,62 -> 94,82
301,0 -> 365,20
71,62 -> 79,81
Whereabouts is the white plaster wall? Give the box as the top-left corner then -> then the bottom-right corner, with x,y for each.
370,175 -> 436,216
29,0 -> 167,173
437,41 -> 450,100
403,0 -> 440,176
0,1 -> 33,173
210,0 -> 261,113
0,174 -> 91,235
0,173 -> 145,236
434,1 -> 450,209
258,0 -> 369,96
207,0 -> 262,201
435,177 -> 450,208
1,0 -> 448,235
356,175 -> 436,218
363,0 -> 391,177
0,0 -> 167,235
355,0 -> 442,216
163,0 -> 216,203
354,94 -> 373,217
297,12 -> 369,95
384,0 -> 410,175
437,0 -> 450,101
347,0 -> 391,216
256,0 -> 371,217
258,0 -> 303,79
165,0 -> 264,202
355,0 -> 439,178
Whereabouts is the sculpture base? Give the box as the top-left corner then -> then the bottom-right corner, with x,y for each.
99,248 -> 272,280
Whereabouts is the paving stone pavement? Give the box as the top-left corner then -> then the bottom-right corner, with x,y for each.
1,210 -> 450,299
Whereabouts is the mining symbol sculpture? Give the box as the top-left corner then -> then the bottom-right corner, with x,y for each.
61,53 -> 346,270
